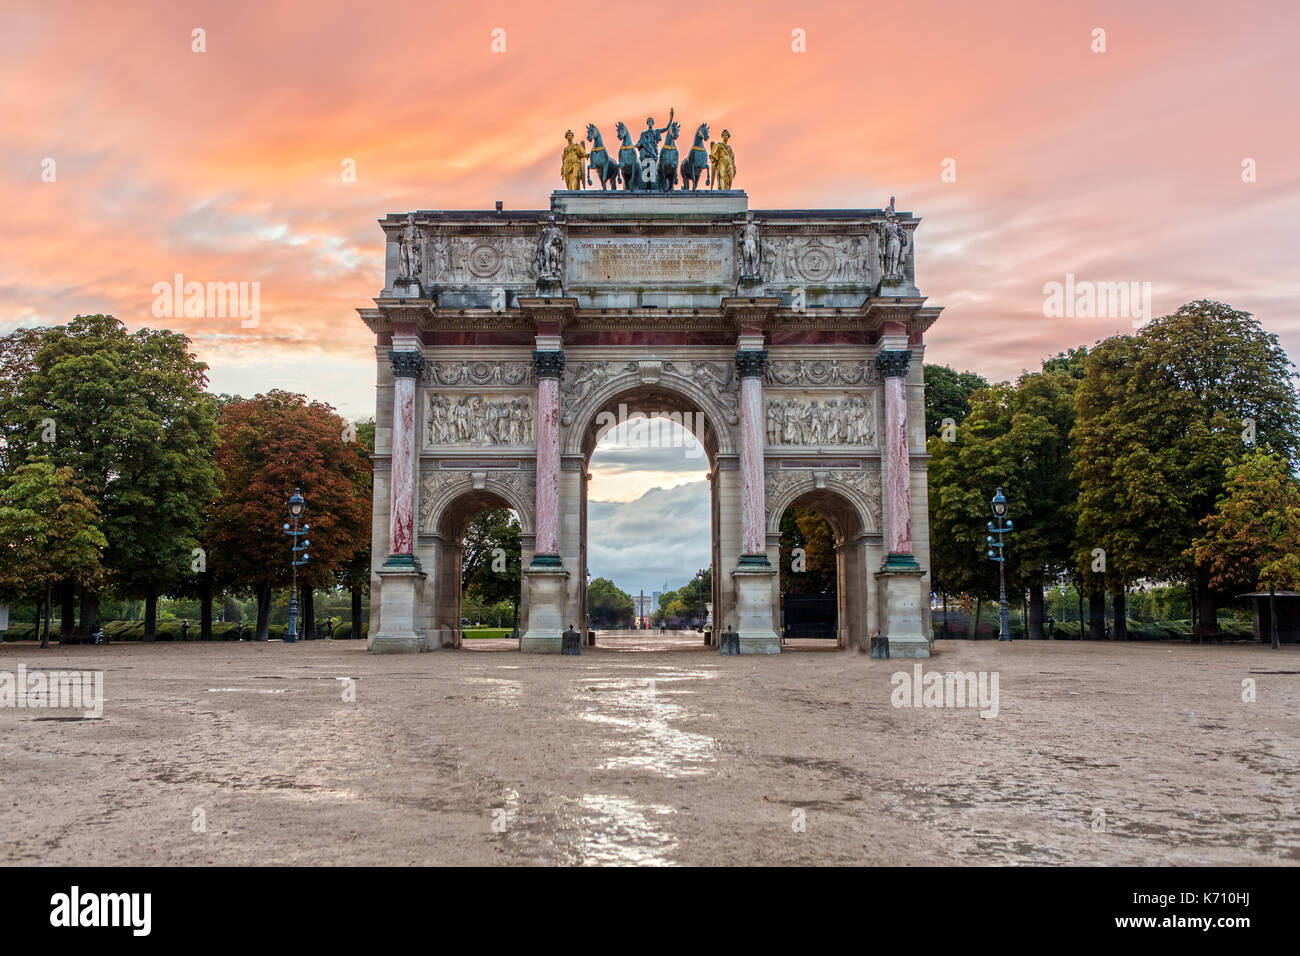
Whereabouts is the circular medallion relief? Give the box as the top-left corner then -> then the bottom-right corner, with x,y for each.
467,243 -> 502,278
798,244 -> 834,282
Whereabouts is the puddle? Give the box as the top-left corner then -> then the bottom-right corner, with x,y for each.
577,671 -> 718,778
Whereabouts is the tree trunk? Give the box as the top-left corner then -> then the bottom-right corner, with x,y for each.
1111,587 -> 1128,640
1077,588 -> 1084,640
1088,589 -> 1106,641
200,572 -> 213,641
143,584 -> 158,642
41,582 -> 52,649
511,599 -> 519,640
60,579 -> 75,642
1029,582 -> 1045,640
973,597 -> 982,640
1189,576 -> 1198,639
351,586 -> 362,640
1194,564 -> 1218,641
256,583 -> 272,641
301,587 -> 315,640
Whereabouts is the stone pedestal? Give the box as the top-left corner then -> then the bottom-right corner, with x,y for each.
731,564 -> 781,654
520,566 -> 567,654
369,565 -> 428,653
876,566 -> 929,658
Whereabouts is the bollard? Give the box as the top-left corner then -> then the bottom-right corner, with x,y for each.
719,624 -> 740,655
870,635 -> 890,659
561,624 -> 582,656
587,630 -> 596,647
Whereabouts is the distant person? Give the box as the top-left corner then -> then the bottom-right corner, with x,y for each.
181,619 -> 190,640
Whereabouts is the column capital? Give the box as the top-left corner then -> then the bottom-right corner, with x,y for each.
533,350 -> 566,379
734,349 -> 769,379
875,349 -> 911,378
389,350 -> 426,379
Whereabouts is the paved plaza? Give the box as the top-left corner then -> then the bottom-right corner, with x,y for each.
0,638 -> 1295,866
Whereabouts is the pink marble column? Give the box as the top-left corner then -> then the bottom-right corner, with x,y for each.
531,350 -> 565,563
876,349 -> 916,563
387,350 -> 425,560
735,350 -> 769,562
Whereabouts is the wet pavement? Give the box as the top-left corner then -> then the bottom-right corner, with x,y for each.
0,636 -> 1296,865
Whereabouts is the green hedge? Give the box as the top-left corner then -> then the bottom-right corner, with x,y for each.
0,620 -> 368,642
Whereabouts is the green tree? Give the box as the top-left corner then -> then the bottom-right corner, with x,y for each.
336,418 -> 376,636
924,364 -> 990,437
462,507 -> 522,632
587,576 -> 635,628
928,370 -> 1078,637
779,508 -> 837,594
1072,301 -> 1300,639
1,316 -> 219,639
0,462 -> 106,648
1190,451 -> 1300,647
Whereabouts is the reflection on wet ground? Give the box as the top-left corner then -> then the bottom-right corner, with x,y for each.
579,668 -> 719,778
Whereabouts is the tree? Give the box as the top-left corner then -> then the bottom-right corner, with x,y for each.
0,327 -> 47,475
0,462 -> 106,648
779,508 -> 836,594
928,370 -> 1078,637
1072,301 -> 1300,639
336,418 -> 375,636
587,577 -> 634,628
462,507 -> 522,631
206,391 -> 371,640
1,316 -> 219,639
924,364 -> 990,437
1189,452 -> 1300,648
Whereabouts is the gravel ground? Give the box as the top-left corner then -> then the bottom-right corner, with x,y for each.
0,634 -> 1295,866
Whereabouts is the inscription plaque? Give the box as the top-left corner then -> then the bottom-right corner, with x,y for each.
567,237 -> 732,286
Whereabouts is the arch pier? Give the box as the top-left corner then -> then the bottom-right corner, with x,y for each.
359,190 -> 941,656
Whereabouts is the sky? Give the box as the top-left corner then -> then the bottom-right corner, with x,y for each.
4,0 -> 1298,595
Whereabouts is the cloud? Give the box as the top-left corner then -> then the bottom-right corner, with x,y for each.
588,481 -> 710,596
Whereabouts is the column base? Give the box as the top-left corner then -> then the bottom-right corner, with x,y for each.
368,560 -> 427,654
731,563 -> 781,654
876,560 -> 930,658
521,564 -> 568,654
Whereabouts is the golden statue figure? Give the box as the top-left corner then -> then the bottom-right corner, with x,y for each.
561,129 -> 588,190
709,129 -> 736,190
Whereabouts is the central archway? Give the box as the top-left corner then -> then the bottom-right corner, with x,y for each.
562,366 -> 736,639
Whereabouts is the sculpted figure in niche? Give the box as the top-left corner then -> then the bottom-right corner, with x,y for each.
739,212 -> 761,278
398,214 -> 422,279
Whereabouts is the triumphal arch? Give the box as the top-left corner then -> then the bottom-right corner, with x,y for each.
359,166 -> 941,656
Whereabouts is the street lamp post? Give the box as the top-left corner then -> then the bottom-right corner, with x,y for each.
282,489 -> 310,644
987,487 -> 1013,642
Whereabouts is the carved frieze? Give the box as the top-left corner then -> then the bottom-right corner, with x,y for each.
759,235 -> 874,286
764,359 -> 878,388
765,395 -> 876,446
426,394 -> 534,446
423,361 -> 534,388
424,234 -> 538,284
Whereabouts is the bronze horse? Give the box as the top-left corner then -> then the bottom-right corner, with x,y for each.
585,123 -> 620,190
656,120 -> 681,191
613,122 -> 640,191
680,122 -> 711,190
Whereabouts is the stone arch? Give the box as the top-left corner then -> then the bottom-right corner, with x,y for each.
561,363 -> 738,460
769,480 -> 876,649
418,479 -> 532,650
764,472 -> 880,538
419,470 -> 535,539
